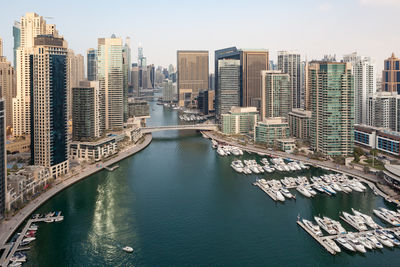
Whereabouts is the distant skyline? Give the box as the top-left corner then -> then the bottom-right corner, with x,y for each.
1,0 -> 400,73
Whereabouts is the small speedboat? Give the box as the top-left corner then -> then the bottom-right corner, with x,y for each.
123,246 -> 134,253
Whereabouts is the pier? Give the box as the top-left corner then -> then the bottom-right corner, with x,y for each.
105,165 -> 119,171
0,213 -> 64,267
253,181 -> 277,201
297,220 -> 337,255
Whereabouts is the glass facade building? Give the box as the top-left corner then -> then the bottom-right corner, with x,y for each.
216,59 -> 240,119
87,48 -> 97,81
0,100 -> 5,219
382,53 -> 400,93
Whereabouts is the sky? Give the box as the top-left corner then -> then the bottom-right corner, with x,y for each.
1,0 -> 400,73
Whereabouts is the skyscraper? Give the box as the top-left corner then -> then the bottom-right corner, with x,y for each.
216,59 -> 240,119
12,21 -> 21,68
0,41 -> 17,129
277,51 -> 302,109
68,50 -> 85,118
131,66 -> 139,96
215,47 -> 269,109
72,81 -> 101,141
97,35 -> 124,130
122,39 -> 131,122
0,37 -> 2,57
87,48 -> 97,81
260,70 -> 291,120
367,92 -> 399,131
162,79 -> 175,102
343,52 -> 376,125
309,61 -> 354,157
30,35 -> 69,178
13,13 -> 54,137
382,53 -> 400,93
177,50 -> 209,107
0,100 -> 5,219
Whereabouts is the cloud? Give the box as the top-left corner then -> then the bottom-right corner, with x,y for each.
359,0 -> 400,8
318,2 -> 333,12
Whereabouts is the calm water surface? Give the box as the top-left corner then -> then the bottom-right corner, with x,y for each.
25,101 -> 400,266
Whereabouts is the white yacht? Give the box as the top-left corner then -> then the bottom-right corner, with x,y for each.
231,161 -> 244,173
383,230 -> 400,246
374,230 -> 394,247
348,182 -> 363,192
280,188 -> 294,199
330,183 -> 342,192
373,209 -> 400,226
22,237 -> 36,243
302,219 -> 323,237
216,147 -> 225,156
365,233 -> 383,249
305,186 -> 317,196
243,166 -> 252,175
296,186 -> 312,198
342,212 -> 368,231
314,216 -> 336,235
274,190 -> 285,202
323,238 -> 341,253
351,208 -> 380,229
346,235 -> 366,253
339,183 -> 352,193
357,236 -> 373,250
335,238 -> 355,252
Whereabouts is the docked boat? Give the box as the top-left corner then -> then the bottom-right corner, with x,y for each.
374,230 -> 394,247
274,190 -> 285,202
382,230 -> 400,246
330,183 -> 342,192
342,212 -> 368,231
357,236 -> 373,250
280,188 -> 294,199
216,147 -> 226,156
297,186 -> 312,198
321,184 -> 336,195
365,233 -> 383,249
346,235 -> 366,253
302,219 -> 323,237
9,262 -> 22,267
305,186 -> 317,196
373,209 -> 400,226
22,237 -> 36,243
335,237 -> 355,252
323,238 -> 341,253
313,183 -> 325,193
348,182 -> 363,192
353,180 -> 367,191
340,184 -> 352,193
243,166 -> 252,175
351,208 -> 380,229
45,218 -> 54,223
231,161 -> 244,173
55,216 -> 64,222
314,216 -> 336,235
123,246 -> 134,253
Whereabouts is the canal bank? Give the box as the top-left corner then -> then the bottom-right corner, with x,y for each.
0,133 -> 152,251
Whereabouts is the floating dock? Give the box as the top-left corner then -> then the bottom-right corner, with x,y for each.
339,215 -> 365,232
253,181 -> 277,201
105,165 -> 119,171
297,220 -> 337,255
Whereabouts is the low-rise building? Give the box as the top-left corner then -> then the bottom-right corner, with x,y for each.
6,166 -> 50,211
125,126 -> 143,143
277,138 -> 296,152
354,124 -> 400,156
383,164 -> 400,190
70,137 -> 118,162
221,107 -> 258,135
6,137 -> 30,153
254,117 -> 290,146
288,109 -> 311,140
128,100 -> 150,118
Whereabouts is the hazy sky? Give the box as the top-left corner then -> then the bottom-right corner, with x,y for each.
1,0 -> 399,73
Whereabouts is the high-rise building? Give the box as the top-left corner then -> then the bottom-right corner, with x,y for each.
72,81 -> 101,141
0,100 -> 5,219
122,39 -> 131,122
198,90 -> 214,115
162,79 -> 175,102
288,109 -> 311,140
309,61 -> 354,156
125,37 -> 132,84
87,48 -> 97,81
131,66 -> 139,96
30,35 -> 69,178
0,47 -> 17,129
12,21 -> 21,68
138,44 -> 144,67
254,117 -> 290,146
177,50 -> 209,107
367,92 -> 400,131
209,74 -> 215,90
382,53 -> 400,93
68,50 -> 85,118
215,47 -> 269,109
147,64 -> 155,89
343,52 -> 376,124
216,59 -> 240,119
13,13 -> 55,137
97,35 -> 124,130
0,37 -> 2,57
260,70 -> 291,120
277,51 -> 302,109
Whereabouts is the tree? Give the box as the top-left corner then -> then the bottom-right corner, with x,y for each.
333,155 -> 345,165
354,147 -> 365,157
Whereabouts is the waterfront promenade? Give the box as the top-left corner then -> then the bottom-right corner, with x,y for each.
203,131 -> 399,201
0,134 -> 153,252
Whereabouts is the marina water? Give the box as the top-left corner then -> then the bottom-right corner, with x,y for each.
24,101 -> 400,266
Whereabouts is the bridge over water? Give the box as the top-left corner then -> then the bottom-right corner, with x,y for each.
141,124 -> 218,133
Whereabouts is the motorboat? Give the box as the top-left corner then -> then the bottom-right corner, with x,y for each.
346,235 -> 366,253
353,180 -> 367,191
348,182 -> 363,192
314,216 -> 336,235
297,186 -> 312,198
243,166 -> 252,175
351,208 -> 380,229
305,186 -> 317,196
280,188 -> 294,199
45,218 -> 54,223
123,246 -> 134,253
55,216 -> 64,222
321,184 -> 336,195
313,183 -> 325,193
216,147 -> 225,156
22,237 -> 35,243
325,217 -> 346,234
382,230 -> 400,246
231,161 -> 244,173
357,236 -> 373,250
342,212 -> 368,231
323,238 -> 341,253
302,219 -> 323,237
275,190 -> 285,202
373,209 -> 400,226
330,183 -> 342,192
374,230 -> 394,247
335,237 -> 355,252
365,233 -> 383,249
340,183 -> 352,193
